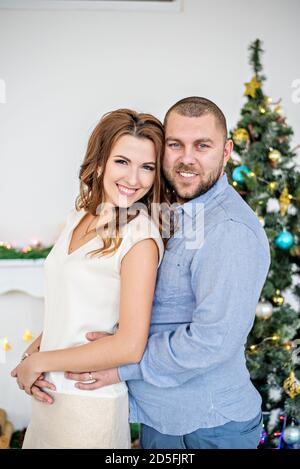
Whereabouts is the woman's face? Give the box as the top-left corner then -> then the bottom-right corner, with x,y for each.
102,134 -> 157,208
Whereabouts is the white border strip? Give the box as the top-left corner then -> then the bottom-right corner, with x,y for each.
0,0 -> 182,12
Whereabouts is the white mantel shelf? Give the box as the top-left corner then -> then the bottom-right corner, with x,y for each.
0,259 -> 45,298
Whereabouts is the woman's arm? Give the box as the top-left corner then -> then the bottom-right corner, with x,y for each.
13,238 -> 158,390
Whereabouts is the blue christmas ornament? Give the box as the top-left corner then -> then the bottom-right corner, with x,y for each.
274,230 -> 294,250
232,165 -> 251,184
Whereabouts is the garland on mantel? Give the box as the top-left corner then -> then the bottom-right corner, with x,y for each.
0,241 -> 52,260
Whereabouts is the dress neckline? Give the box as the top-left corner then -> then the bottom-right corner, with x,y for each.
66,209 -> 98,257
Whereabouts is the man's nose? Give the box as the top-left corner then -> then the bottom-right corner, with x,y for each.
180,146 -> 196,165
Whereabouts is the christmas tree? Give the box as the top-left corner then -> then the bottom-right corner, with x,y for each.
228,39 -> 300,448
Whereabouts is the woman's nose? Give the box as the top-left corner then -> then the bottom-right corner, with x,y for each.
125,169 -> 140,187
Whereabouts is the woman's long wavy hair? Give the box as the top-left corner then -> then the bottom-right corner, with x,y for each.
75,109 -> 173,257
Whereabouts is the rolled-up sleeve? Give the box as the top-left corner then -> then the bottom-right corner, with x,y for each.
119,220 -> 270,387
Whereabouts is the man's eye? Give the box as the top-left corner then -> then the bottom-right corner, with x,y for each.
198,144 -> 209,149
168,143 -> 180,149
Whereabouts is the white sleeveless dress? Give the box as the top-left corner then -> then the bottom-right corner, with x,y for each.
22,207 -> 164,449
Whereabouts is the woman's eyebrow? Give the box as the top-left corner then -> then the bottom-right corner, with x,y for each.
113,155 -> 156,165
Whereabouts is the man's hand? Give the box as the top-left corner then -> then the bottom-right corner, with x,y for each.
85,331 -> 113,341
64,330 -> 119,390
31,374 -> 56,404
65,368 -> 120,390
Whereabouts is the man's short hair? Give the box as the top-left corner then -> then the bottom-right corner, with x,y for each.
164,96 -> 228,142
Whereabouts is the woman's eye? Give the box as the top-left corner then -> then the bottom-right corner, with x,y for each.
115,159 -> 127,165
143,165 -> 155,171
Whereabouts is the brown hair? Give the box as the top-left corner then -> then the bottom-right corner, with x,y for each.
76,108 -> 171,257
164,96 -> 228,142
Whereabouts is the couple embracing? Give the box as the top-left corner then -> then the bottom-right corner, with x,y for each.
12,97 -> 270,449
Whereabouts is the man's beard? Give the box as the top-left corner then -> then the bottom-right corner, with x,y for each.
163,160 -> 224,203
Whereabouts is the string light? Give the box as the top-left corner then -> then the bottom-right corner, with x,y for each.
2,337 -> 11,351
231,173 -> 300,203
260,430 -> 267,444
283,343 -> 292,350
21,246 -> 33,253
1,331 -> 34,350
31,239 -> 40,247
22,330 -> 33,342
268,181 -> 277,190
247,335 -> 281,352
0,240 -> 51,260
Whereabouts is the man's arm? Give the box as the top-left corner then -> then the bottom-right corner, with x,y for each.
118,220 -> 270,387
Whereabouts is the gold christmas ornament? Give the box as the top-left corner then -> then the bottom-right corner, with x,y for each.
268,149 -> 282,164
244,75 -> 261,98
283,371 -> 300,399
275,105 -> 283,115
232,128 -> 250,145
23,329 -> 33,342
272,290 -> 284,306
279,187 -> 291,216
259,106 -> 266,114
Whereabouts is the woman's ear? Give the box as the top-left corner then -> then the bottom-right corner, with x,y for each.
97,166 -> 102,178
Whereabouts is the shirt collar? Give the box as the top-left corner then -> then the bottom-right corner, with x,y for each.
176,173 -> 229,217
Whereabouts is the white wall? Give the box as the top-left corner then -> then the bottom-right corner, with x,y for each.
0,0 -> 299,246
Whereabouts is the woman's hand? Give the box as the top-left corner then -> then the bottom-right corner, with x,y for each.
11,354 -> 42,396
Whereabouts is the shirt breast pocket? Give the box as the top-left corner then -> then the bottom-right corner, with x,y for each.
155,250 -> 188,300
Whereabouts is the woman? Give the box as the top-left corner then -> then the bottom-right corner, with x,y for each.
11,109 -> 171,449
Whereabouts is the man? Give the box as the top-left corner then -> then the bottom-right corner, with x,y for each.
33,97 -> 270,449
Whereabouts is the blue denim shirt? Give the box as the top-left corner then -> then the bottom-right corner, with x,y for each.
118,174 -> 270,434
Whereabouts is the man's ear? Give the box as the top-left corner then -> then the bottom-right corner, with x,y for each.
223,139 -> 234,167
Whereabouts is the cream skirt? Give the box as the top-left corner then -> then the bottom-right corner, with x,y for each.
22,391 -> 131,449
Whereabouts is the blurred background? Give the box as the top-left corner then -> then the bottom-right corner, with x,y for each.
0,0 -> 299,245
